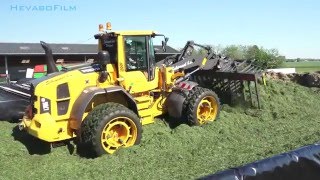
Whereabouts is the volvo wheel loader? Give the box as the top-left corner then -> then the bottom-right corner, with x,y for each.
18,24 -> 220,156
18,23 -> 262,156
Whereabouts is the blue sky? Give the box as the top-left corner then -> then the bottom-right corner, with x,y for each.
1,0 -> 320,58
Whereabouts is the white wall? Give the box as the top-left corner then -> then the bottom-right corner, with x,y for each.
267,68 -> 296,74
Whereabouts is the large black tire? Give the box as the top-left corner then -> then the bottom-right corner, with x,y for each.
184,87 -> 220,126
80,102 -> 142,157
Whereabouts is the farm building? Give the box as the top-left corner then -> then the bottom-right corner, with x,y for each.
0,42 -> 179,81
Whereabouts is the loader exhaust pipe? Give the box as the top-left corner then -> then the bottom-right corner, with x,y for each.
40,41 -> 59,74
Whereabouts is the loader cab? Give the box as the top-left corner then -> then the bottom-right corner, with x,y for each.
117,32 -> 159,93
123,35 -> 156,81
96,29 -> 167,94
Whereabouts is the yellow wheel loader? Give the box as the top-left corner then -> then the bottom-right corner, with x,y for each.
19,23 -> 262,157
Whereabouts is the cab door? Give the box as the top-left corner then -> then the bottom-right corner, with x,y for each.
118,35 -> 158,94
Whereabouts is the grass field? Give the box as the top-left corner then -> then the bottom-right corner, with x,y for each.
0,80 -> 320,179
283,61 -> 320,73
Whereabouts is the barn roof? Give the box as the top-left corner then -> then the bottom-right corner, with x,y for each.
0,42 -> 180,55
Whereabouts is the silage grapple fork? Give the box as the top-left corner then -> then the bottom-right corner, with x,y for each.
159,41 -> 264,107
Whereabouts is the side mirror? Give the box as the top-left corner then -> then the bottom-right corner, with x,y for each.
97,51 -> 110,67
162,37 -> 169,52
162,41 -> 166,52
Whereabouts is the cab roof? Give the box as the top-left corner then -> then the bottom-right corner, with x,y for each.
110,30 -> 156,36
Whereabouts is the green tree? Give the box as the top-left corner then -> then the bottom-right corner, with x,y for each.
222,45 -> 245,60
255,48 -> 285,68
245,45 -> 259,60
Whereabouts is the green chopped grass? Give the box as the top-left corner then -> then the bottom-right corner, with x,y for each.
0,80 -> 320,179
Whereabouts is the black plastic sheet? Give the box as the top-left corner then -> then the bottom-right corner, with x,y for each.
0,90 -> 28,121
201,144 -> 320,180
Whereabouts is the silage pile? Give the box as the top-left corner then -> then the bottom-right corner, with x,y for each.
265,71 -> 320,88
0,78 -> 319,179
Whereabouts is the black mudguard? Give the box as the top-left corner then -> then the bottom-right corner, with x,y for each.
166,89 -> 187,118
166,81 -> 198,118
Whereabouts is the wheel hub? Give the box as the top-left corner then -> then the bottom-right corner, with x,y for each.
101,117 -> 137,154
197,96 -> 218,125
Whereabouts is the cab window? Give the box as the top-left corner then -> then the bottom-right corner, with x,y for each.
124,36 -> 147,71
